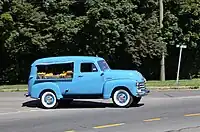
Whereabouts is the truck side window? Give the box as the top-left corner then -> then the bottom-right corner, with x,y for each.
81,63 -> 98,72
36,62 -> 74,79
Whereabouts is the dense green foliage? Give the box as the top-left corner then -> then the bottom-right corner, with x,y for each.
0,0 -> 199,84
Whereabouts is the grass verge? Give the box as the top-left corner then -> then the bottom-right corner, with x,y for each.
0,85 -> 27,92
0,79 -> 200,92
146,78 -> 200,90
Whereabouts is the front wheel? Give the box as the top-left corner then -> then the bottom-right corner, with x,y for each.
112,89 -> 133,107
40,91 -> 58,109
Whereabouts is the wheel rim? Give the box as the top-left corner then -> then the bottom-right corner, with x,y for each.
41,92 -> 57,108
113,90 -> 130,106
44,94 -> 54,105
117,92 -> 128,103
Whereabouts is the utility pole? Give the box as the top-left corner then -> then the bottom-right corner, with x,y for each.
160,0 -> 165,81
176,45 -> 187,85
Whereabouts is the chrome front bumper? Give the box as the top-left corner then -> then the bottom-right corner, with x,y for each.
136,88 -> 150,97
24,93 -> 30,97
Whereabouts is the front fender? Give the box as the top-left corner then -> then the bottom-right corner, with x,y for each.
31,82 -> 63,99
103,79 -> 137,99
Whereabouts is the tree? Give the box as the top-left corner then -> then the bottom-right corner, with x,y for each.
76,0 -> 164,70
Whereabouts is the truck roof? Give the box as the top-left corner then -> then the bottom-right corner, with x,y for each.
31,56 -> 104,66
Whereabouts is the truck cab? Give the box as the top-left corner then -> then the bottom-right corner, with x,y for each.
25,56 -> 149,109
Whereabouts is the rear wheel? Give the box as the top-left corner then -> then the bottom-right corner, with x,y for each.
112,89 -> 133,107
40,91 -> 58,109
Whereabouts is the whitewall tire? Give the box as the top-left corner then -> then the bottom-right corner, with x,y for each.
112,89 -> 133,107
40,91 -> 58,109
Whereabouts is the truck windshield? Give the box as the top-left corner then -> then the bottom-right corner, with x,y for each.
97,60 -> 110,71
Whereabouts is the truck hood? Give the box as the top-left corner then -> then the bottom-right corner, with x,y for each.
104,69 -> 145,82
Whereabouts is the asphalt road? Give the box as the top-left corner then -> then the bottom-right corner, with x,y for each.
1,90 -> 200,132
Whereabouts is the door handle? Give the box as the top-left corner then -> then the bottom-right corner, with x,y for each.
78,75 -> 83,77
100,73 -> 104,76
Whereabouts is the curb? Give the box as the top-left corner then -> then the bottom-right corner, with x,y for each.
148,86 -> 200,91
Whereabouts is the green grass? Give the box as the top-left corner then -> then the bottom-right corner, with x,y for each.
0,84 -> 27,92
0,78 -> 200,92
146,78 -> 200,90
147,78 -> 200,87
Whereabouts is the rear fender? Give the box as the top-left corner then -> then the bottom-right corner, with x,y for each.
31,82 -> 63,99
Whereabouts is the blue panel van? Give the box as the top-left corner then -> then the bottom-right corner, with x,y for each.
25,56 -> 149,109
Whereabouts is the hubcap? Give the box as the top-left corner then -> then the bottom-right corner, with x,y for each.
44,94 -> 54,105
117,92 -> 127,103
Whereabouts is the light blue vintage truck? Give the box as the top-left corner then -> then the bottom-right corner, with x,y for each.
25,56 -> 149,109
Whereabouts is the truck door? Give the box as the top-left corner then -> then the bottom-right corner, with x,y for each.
71,62 -> 105,95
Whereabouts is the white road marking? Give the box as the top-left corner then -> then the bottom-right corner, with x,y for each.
0,111 -> 21,115
0,107 -> 113,115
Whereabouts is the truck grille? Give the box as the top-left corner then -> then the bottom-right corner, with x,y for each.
137,82 -> 145,89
